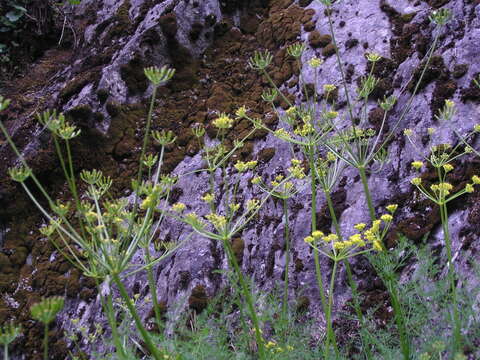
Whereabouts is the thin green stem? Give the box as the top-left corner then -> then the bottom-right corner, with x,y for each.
326,5 -> 355,126
145,246 -> 162,330
105,290 -> 127,359
388,281 -> 410,360
325,190 -> 372,359
324,260 -> 339,359
282,198 -> 290,319
4,343 -> 8,360
43,323 -> 48,360
358,166 -> 375,221
440,203 -> 461,351
222,238 -> 266,359
111,273 -> 163,360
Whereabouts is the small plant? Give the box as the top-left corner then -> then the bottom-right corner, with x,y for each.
405,103 -> 480,353
253,172 -> 300,319
30,297 -> 64,360
0,322 -> 22,360
0,66 -> 178,360
304,210 -> 394,358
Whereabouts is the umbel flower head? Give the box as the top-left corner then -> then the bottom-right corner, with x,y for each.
212,113 -> 234,129
30,296 -> 64,325
144,66 -> 175,86
0,322 -> 22,346
8,165 -> 32,182
304,210 -> 397,259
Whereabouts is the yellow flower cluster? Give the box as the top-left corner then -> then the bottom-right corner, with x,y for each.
324,111 -> 338,120
411,161 -> 423,170
235,106 -> 248,118
294,123 -> 315,137
234,160 -> 258,172
172,202 -> 186,212
247,199 -> 260,211
443,164 -> 454,172
201,193 -> 214,203
212,113 -> 234,129
287,159 -> 306,179
308,57 -> 323,68
274,128 -> 292,140
285,106 -> 297,117
323,84 -> 336,93
251,176 -> 262,185
206,213 -> 227,231
265,340 -> 293,353
411,177 -> 422,186
304,209 -> 396,254
430,182 -> 453,196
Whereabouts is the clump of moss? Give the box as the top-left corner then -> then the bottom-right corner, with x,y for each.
120,56 -> 149,96
59,72 -> 97,103
105,0 -> 132,40
407,55 -> 448,92
188,285 -> 209,313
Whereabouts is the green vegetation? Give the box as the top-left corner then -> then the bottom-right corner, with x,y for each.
0,1 -> 479,360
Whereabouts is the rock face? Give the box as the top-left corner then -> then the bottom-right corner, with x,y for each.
1,0 -> 480,358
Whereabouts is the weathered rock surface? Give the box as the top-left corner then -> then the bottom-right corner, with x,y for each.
0,0 -> 480,358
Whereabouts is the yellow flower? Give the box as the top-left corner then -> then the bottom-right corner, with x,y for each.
354,223 -> 366,231
465,183 -> 474,193
411,177 -> 422,186
323,84 -> 336,93
474,124 -> 480,132
246,199 -> 260,211
349,233 -> 363,243
206,213 -> 227,230
234,161 -> 249,172
285,106 -> 297,117
443,164 -> 454,172
251,176 -> 262,185
381,214 -> 393,222
324,234 -> 338,242
288,164 -> 306,179
304,236 -> 314,243
386,204 -> 398,213
326,152 -> 336,162
265,341 -> 277,348
411,161 -> 423,170
472,175 -> 480,185
235,106 -> 248,118
274,128 -> 291,139
366,52 -> 382,62
212,113 -> 234,129
308,57 -> 323,68
201,193 -> 214,203
373,240 -> 383,251
403,129 -> 413,136
333,242 -> 346,250
172,202 -> 186,212
427,127 -> 436,135
185,212 -> 199,223
312,230 -> 324,239
445,99 -> 455,108
325,111 -> 338,120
